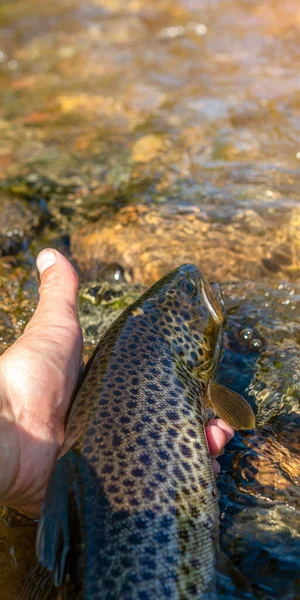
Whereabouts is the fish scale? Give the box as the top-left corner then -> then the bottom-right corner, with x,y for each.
34,264 -> 255,599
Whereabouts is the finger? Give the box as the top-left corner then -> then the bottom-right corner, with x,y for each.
208,418 -> 234,444
205,424 -> 227,458
212,458 -> 221,474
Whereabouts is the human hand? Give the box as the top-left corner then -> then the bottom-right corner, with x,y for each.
0,249 -> 233,517
0,249 -> 83,517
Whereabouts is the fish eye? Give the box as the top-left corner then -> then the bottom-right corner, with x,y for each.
181,279 -> 197,297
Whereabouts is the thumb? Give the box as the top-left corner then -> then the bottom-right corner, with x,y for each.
20,248 -> 83,419
35,248 -> 80,325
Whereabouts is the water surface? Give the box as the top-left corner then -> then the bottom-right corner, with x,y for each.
0,1 -> 299,598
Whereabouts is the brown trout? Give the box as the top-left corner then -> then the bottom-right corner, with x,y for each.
36,264 -> 254,599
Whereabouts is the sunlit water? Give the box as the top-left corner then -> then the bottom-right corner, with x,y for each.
0,1 -> 299,598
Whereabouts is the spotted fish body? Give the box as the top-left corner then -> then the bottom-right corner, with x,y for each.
37,265 -> 228,599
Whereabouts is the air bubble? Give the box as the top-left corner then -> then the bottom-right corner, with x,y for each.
239,327 -> 253,340
160,26 -> 185,39
251,339 -> 262,349
194,24 -> 208,36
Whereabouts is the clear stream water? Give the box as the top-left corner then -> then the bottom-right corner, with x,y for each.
0,1 -> 299,598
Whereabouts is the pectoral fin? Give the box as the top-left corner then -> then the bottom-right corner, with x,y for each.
36,450 -> 83,589
207,381 -> 255,430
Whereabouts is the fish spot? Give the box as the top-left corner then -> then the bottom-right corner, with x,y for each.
158,461 -> 167,470
89,455 -> 98,464
84,445 -> 94,454
134,516 -> 148,530
162,327 -> 171,336
101,464 -> 114,474
167,427 -> 179,437
167,396 -> 177,406
136,436 -> 147,447
140,557 -> 155,569
180,444 -> 192,458
103,578 -> 116,590
138,591 -> 151,600
173,466 -> 186,482
158,449 -> 170,461
155,530 -> 170,544
199,475 -> 209,488
126,444 -> 136,452
167,487 -> 176,499
147,383 -> 160,392
182,564 -> 192,575
143,487 -> 155,500
187,428 -> 197,438
166,410 -> 180,421
190,506 -> 200,519
132,467 -> 145,478
187,583 -> 198,596
129,497 -> 140,507
99,411 -> 110,419
144,509 -> 156,520
121,556 -> 133,569
120,415 -> 131,424
113,509 -> 129,521
182,461 -> 191,472
139,452 -> 152,466
142,414 -> 152,424
133,422 -> 144,433
127,400 -> 137,409
112,435 -> 122,447
128,532 -> 143,545
160,515 -> 173,529
123,478 -> 133,487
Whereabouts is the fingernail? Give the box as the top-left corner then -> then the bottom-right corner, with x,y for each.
36,249 -> 57,276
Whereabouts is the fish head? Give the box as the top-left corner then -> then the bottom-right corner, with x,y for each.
141,264 -> 224,382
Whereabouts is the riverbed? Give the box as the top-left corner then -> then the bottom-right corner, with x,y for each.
0,1 -> 299,598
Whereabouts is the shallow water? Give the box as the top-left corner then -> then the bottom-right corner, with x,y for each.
0,1 -> 299,598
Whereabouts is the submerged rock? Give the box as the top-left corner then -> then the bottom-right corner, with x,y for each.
0,193 -> 47,257
78,279 -> 144,360
71,202 -> 300,286
0,259 -> 38,355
